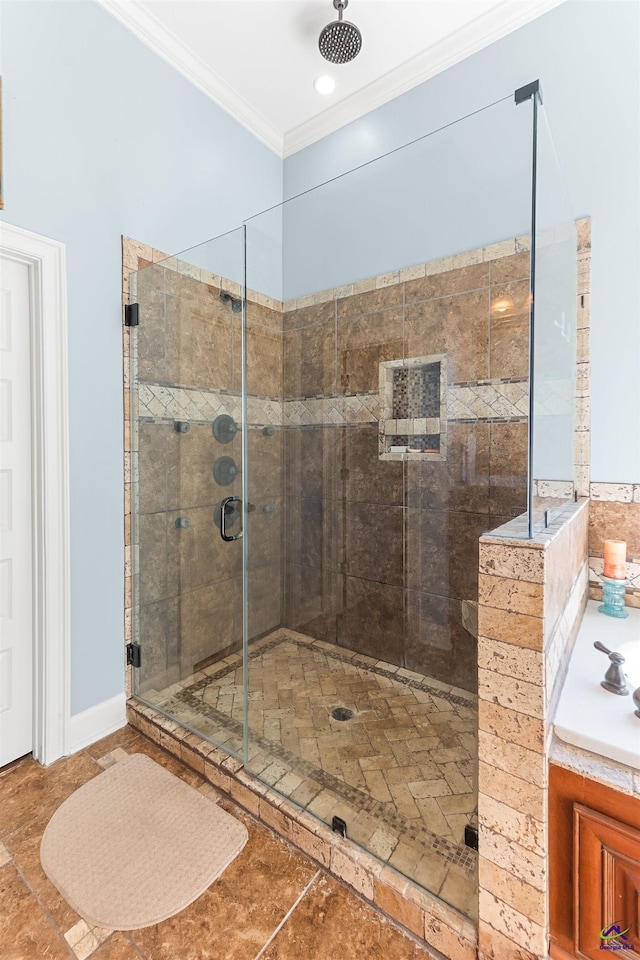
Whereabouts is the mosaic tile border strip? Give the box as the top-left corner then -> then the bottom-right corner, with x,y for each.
447,380 -> 528,422
134,379 -> 530,429
288,382 -> 528,426
172,634 -> 477,876
284,393 -> 379,427
135,382 -> 282,427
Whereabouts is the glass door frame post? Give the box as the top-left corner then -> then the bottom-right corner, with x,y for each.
128,273 -> 141,683
515,79 -> 542,540
241,223 -> 250,765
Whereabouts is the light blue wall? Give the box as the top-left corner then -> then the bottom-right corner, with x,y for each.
284,0 -> 640,483
0,1 -> 282,715
279,95 -> 533,298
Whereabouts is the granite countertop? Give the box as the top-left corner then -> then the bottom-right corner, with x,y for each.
553,600 -> 640,771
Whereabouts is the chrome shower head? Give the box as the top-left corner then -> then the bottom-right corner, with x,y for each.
319,0 -> 362,64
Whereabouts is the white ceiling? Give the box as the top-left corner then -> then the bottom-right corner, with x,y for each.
98,0 -> 564,156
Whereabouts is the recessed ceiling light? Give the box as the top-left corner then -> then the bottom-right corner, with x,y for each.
314,75 -> 336,95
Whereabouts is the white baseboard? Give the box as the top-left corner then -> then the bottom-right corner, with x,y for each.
66,693 -> 127,755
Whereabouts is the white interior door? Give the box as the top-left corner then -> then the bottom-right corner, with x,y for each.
0,255 -> 33,766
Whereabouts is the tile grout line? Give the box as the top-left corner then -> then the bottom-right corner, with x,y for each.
251,869 -> 321,960
10,858 -> 78,960
123,931 -> 151,960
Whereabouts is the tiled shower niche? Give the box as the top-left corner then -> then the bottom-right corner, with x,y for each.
379,355 -> 447,461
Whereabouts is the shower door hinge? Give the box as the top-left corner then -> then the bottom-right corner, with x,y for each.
126,643 -> 141,668
124,303 -> 139,327
464,824 -> 478,851
514,79 -> 542,105
332,816 -> 347,838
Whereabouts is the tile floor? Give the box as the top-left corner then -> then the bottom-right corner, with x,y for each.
140,629 -> 478,917
0,725 -> 440,960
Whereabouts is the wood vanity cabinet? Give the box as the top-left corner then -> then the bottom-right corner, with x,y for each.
549,763 -> 640,959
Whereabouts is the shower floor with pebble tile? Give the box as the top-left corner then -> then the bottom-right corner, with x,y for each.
144,629 -> 478,918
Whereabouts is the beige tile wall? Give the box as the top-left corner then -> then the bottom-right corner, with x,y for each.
122,237 -> 285,695
282,241 -> 533,692
588,483 -> 640,608
123,238 -> 165,696
476,499 -> 589,960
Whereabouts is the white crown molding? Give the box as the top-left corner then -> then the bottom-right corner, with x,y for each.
283,0 -> 566,156
97,0 -> 564,161
95,0 -> 284,156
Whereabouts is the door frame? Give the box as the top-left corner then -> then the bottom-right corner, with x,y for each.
0,221 -> 70,765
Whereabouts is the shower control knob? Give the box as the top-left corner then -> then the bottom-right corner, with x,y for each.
212,415 -> 238,444
633,688 -> 640,718
175,517 -> 191,529
213,456 -> 239,486
174,421 -> 190,433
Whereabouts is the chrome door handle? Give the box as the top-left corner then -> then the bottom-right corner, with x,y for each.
220,496 -> 242,542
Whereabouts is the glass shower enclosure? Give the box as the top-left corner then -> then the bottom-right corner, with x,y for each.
128,85 -> 576,922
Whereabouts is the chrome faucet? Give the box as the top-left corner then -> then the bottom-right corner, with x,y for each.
594,641 -> 629,696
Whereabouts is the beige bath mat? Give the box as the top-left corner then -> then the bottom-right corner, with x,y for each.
40,753 -> 248,930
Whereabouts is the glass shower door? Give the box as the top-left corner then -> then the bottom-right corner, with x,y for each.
129,229 -> 247,755
242,94 -> 534,921
529,103 -> 578,532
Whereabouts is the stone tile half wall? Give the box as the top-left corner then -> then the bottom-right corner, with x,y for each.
476,499 -> 589,960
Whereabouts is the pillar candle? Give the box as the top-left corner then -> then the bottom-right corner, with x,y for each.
603,539 -> 627,580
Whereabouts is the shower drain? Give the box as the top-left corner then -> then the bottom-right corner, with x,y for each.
331,707 -> 354,722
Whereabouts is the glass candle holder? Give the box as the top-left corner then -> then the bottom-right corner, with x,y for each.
598,576 -> 629,619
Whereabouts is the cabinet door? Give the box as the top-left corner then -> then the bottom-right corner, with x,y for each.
574,802 -> 640,958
